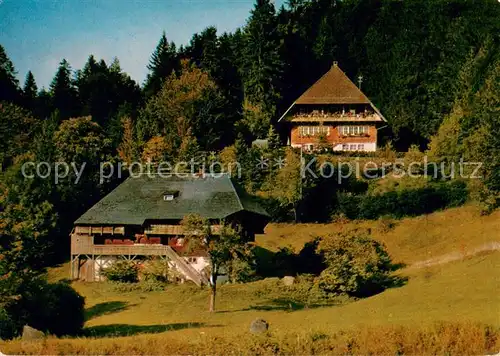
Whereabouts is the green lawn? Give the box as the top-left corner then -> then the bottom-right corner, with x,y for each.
2,205 -> 500,354
2,250 -> 499,354
72,250 -> 500,331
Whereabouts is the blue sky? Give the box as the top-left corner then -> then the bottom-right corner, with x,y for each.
0,0 -> 285,89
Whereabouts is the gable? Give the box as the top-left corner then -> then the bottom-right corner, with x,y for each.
295,63 -> 370,105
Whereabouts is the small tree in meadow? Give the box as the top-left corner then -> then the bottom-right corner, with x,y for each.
181,214 -> 249,312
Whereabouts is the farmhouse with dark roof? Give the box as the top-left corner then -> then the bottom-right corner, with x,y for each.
71,174 -> 269,284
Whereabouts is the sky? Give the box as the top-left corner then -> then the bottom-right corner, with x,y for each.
0,0 -> 285,89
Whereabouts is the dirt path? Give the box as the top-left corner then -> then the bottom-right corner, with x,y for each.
409,241 -> 500,269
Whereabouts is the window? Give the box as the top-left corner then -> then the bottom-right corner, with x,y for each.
162,190 -> 179,201
350,144 -> 357,151
342,144 -> 349,150
357,144 -> 365,151
340,126 -> 368,136
187,257 -> 197,264
299,126 -> 330,137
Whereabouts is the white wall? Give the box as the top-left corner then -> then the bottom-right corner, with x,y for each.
182,256 -> 210,273
333,142 -> 377,152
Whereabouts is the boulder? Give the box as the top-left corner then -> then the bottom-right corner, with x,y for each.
250,318 -> 269,334
22,325 -> 45,340
282,276 -> 295,286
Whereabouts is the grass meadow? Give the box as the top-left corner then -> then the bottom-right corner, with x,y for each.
1,204 -> 499,354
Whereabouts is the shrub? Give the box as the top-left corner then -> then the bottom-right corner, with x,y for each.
101,260 -> 138,283
317,233 -> 396,298
141,258 -> 170,283
4,278 -> 85,338
296,237 -> 325,275
336,181 -> 467,220
0,307 -> 17,340
111,279 -> 166,292
227,257 -> 257,283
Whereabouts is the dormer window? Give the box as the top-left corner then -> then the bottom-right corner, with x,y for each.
162,190 -> 179,201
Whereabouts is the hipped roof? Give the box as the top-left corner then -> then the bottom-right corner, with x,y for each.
279,63 -> 387,122
296,63 -> 370,105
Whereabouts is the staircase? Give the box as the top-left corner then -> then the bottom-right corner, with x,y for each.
164,246 -> 210,286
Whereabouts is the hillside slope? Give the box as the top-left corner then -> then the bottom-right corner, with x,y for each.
257,204 -> 500,265
3,205 -> 499,354
2,251 -> 499,354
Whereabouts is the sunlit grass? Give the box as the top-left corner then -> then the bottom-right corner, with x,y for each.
258,204 -> 500,265
6,205 -> 499,354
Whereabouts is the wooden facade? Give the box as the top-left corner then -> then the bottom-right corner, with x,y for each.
71,174 -> 270,285
289,122 -> 379,151
279,62 -> 387,152
70,232 -> 210,285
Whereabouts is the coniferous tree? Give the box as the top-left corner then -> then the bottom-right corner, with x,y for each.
36,88 -> 52,120
267,124 -> 281,149
76,55 -> 141,128
0,45 -> 20,103
144,32 -> 178,97
186,27 -> 219,74
49,59 -> 79,120
22,71 -> 38,112
241,0 -> 284,136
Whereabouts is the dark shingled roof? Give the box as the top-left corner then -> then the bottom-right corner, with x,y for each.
75,174 -> 269,226
295,63 -> 370,105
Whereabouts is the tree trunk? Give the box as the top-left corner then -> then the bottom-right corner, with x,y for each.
209,272 -> 217,312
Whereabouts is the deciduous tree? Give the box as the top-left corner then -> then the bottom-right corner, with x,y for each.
181,215 -> 249,312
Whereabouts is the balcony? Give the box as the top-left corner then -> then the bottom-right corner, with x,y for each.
291,112 -> 382,123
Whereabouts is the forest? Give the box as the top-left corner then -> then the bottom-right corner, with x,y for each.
0,0 -> 499,339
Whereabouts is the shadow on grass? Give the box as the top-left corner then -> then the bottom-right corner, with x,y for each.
219,298 -> 342,314
84,322 -> 215,338
85,301 -> 134,321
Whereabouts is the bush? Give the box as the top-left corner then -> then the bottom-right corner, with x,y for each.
317,233 -> 396,298
296,237 -> 325,275
3,278 -> 85,338
0,307 -> 17,340
111,279 -> 166,292
336,181 -> 467,220
227,257 -> 257,283
141,258 -> 170,283
101,260 -> 138,283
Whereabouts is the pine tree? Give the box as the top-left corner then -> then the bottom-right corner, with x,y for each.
187,27 -> 219,74
313,15 -> 337,65
22,71 -> 38,111
0,45 -> 20,103
76,55 -> 141,128
36,88 -> 52,120
144,32 -> 178,97
241,0 -> 284,134
49,59 -> 79,120
267,124 -> 281,149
